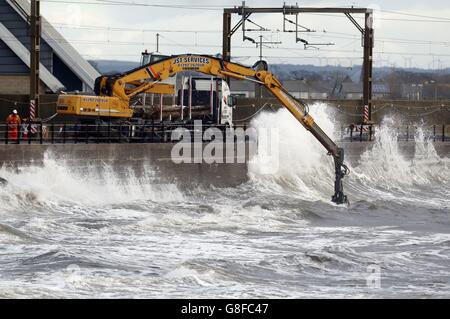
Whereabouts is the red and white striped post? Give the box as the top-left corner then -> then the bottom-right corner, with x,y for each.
29,99 -> 37,133
360,104 -> 370,133
363,104 -> 369,124
30,0 -> 40,136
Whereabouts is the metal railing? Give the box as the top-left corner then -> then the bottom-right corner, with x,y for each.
0,122 -> 250,145
340,124 -> 449,142
0,122 -> 448,145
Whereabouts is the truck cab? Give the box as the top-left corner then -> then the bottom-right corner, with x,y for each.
141,51 -> 235,126
220,79 -> 236,126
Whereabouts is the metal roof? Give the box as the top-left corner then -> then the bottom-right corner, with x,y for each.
0,21 -> 64,92
373,83 -> 390,94
340,82 -> 390,94
7,0 -> 100,90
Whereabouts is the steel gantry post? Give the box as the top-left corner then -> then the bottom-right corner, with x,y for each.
30,0 -> 41,119
222,12 -> 232,84
223,4 -> 374,121
222,12 -> 232,62
363,12 -> 374,122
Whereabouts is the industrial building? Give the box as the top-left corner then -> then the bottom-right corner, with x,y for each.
0,0 -> 99,94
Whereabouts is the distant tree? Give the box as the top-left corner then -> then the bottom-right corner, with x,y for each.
384,73 -> 403,99
289,70 -> 323,81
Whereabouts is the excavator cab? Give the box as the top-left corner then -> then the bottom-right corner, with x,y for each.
141,50 -> 168,65
140,50 -> 177,92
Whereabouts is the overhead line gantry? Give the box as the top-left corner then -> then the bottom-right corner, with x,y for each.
222,2 -> 374,123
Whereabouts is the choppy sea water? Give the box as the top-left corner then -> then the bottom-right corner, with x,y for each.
0,105 -> 449,298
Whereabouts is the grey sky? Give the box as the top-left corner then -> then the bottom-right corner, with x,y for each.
41,0 -> 450,69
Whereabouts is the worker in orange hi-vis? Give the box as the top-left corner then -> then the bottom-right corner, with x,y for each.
6,109 -> 21,142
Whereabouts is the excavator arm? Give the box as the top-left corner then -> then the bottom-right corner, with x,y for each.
252,69 -> 349,204
64,54 -> 349,204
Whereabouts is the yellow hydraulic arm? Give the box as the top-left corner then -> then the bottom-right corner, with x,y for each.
86,54 -> 349,204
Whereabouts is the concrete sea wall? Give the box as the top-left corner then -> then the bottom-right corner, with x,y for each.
0,143 -> 253,188
0,142 -> 448,188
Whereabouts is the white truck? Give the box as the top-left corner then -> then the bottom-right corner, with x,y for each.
138,51 -> 235,126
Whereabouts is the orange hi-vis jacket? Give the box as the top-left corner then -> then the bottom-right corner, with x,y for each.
6,114 -> 21,141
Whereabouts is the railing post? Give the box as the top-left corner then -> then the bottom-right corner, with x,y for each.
163,123 -> 166,142
142,124 -> 147,143
5,124 -> 8,145
350,126 -> 353,142
223,124 -> 226,143
51,123 -> 55,144
28,123 -> 31,144
119,124 -> 122,143
443,124 -> 446,142
17,124 -> 21,145
149,121 -> 153,143
129,124 -> 132,142
369,124 -> 373,142
40,123 -> 43,144
108,122 -> 111,143
359,124 -> 363,142
63,124 -> 66,144
433,125 -> 436,142
96,122 -> 99,144
406,125 -> 409,142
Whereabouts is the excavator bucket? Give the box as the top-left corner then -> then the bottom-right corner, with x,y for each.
331,148 -> 349,205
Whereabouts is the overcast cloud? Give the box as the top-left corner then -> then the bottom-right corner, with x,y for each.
40,0 -> 450,69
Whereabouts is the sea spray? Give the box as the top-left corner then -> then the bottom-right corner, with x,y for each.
248,103 -> 449,206
248,103 -> 340,202
0,154 -> 184,210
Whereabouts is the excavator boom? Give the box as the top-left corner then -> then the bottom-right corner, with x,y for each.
57,54 -> 349,204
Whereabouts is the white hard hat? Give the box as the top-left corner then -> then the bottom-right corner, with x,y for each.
12,109 -> 17,114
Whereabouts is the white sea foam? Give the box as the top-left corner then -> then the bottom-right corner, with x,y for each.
0,154 -> 184,210
247,103 -> 449,206
248,103 -> 337,202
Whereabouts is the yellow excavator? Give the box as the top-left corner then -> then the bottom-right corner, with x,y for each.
56,54 -> 349,204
